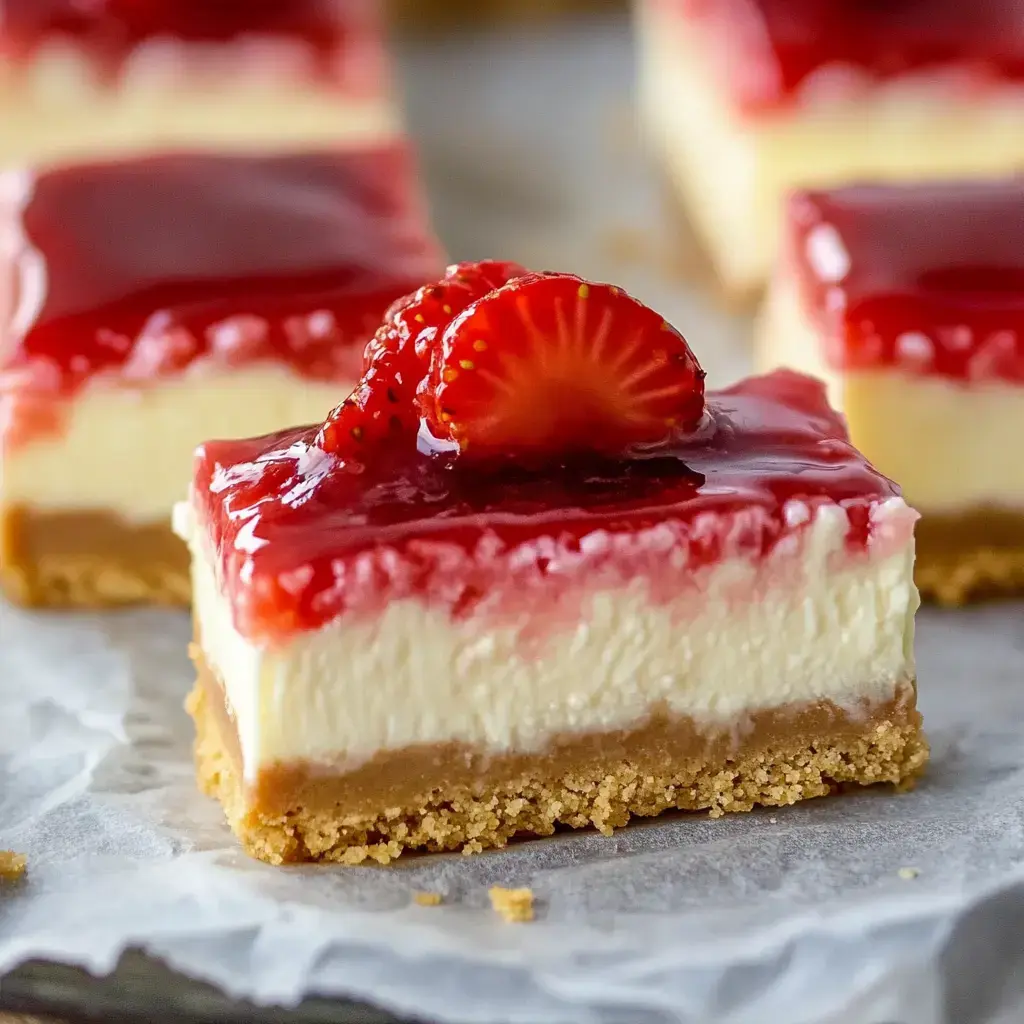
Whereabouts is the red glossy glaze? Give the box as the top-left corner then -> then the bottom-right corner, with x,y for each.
193,370 -> 907,644
0,149 -> 443,445
788,181 -> 1024,383
0,1 -> 377,83
666,0 -> 1024,111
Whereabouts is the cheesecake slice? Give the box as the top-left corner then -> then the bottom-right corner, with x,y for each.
637,0 -> 1024,299
178,260 -> 927,866
0,0 -> 397,165
0,147 -> 443,608
758,180 -> 1024,604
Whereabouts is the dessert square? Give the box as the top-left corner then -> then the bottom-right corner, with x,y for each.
0,0 -> 397,165
637,0 -> 1024,299
0,148 -> 444,608
757,180 -> 1024,604
179,261 -> 927,866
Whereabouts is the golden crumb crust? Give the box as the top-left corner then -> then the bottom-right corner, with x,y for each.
0,506 -> 189,608
388,0 -> 618,30
915,546 -> 1024,606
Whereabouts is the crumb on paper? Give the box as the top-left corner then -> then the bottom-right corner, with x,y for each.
898,866 -> 920,880
413,891 -> 443,907
488,886 -> 534,923
0,851 -> 27,880
768,817 -> 777,824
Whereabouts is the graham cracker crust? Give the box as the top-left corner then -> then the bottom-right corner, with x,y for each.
0,505 -> 190,608
187,648 -> 928,867
915,509 -> 1024,605
388,0 -> 620,30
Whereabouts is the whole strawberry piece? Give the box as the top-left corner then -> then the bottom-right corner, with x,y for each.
420,273 -> 705,457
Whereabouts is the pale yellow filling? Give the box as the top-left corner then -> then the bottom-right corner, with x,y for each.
1,366 -> 346,523
0,42 -> 399,166
757,277 -> 1024,513
637,5 -> 1024,294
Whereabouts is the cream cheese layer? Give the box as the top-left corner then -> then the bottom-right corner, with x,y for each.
178,499 -> 919,781
1,42 -> 398,165
2,366 -> 346,523
758,276 -> 1024,514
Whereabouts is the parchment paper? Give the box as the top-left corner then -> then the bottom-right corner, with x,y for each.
3,16 -> 1024,1024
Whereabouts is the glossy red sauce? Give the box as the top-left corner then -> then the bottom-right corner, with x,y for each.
788,181 -> 1024,382
0,148 -> 444,446
0,0 -> 378,84
665,0 -> 1024,111
193,370 -> 909,644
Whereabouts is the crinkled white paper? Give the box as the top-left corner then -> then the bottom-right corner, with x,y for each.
3,17 -> 1024,1024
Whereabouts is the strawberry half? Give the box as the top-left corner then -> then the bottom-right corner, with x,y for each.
420,273 -> 705,457
316,260 -> 528,458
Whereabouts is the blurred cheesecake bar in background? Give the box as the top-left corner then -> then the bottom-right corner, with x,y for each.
0,0 -> 398,165
0,148 -> 443,608
636,0 -> 1024,300
757,180 -> 1024,604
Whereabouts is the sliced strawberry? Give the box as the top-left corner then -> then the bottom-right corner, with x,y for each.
362,259 -> 529,371
313,360 -> 409,463
420,273 -> 705,456
317,260 -> 528,458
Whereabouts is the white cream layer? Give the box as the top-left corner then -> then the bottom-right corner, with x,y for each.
178,499 -> 918,780
0,42 -> 399,166
757,276 -> 1024,514
637,5 -> 1024,295
1,366 -> 345,523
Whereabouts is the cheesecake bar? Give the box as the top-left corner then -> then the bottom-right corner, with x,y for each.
637,0 -> 1024,299
0,0 -> 397,166
758,180 -> 1024,605
0,147 -> 443,608
178,260 -> 927,866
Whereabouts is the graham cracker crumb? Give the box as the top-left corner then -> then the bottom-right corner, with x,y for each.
189,679 -> 929,867
489,886 -> 534,923
0,851 -> 27,880
916,547 -> 1024,605
897,866 -> 920,881
413,891 -> 443,906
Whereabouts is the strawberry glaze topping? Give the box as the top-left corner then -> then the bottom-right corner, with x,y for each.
191,263 -> 907,645
665,0 -> 1024,112
788,181 -> 1024,383
1,0 -> 381,87
0,149 -> 443,448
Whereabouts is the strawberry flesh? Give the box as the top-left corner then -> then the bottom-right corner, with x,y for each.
419,273 -> 705,457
